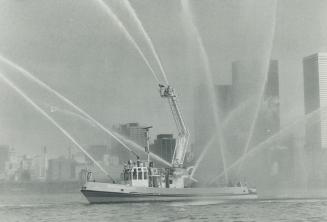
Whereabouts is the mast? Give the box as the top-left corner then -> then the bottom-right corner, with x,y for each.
142,126 -> 152,164
159,84 -> 190,167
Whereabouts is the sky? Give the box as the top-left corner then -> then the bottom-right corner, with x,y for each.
0,0 -> 327,158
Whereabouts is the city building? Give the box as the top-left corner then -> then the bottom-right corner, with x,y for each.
111,123 -> 148,163
230,59 -> 280,147
4,148 -> 21,181
150,134 -> 176,163
303,53 -> 327,186
303,53 -> 327,150
229,59 -> 280,181
215,85 -> 234,119
192,60 -> 280,182
47,156 -> 77,181
120,123 -> 148,147
39,146 -> 48,180
87,145 -> 110,162
0,145 -> 10,173
193,84 -> 217,155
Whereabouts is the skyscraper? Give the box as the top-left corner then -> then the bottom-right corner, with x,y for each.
150,134 -> 176,163
230,60 -> 280,147
227,60 -> 280,183
87,145 -> 109,162
215,85 -> 233,119
120,123 -> 148,148
303,53 -> 327,150
111,123 -> 148,163
303,53 -> 327,186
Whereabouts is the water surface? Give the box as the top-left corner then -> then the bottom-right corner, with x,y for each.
0,193 -> 327,222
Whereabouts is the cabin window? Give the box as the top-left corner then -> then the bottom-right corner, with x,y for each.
144,172 -> 148,179
124,171 -> 129,181
169,180 -> 173,184
138,171 -> 143,180
133,169 -> 137,180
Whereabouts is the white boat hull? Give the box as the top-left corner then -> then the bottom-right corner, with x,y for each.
81,182 -> 258,203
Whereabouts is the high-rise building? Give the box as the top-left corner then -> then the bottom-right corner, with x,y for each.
303,53 -> 327,150
231,60 -> 279,104
228,59 -> 280,185
231,60 -> 280,146
150,134 -> 176,163
120,123 -> 148,147
39,146 -> 48,180
111,123 -> 148,163
193,84 -> 217,152
87,145 -> 109,162
215,85 -> 234,119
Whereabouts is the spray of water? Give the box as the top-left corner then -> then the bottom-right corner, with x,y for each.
48,105 -> 172,167
120,0 -> 169,84
46,104 -> 96,127
94,0 -> 160,83
190,99 -> 254,179
0,55 -> 141,158
238,0 -> 278,172
181,0 -> 228,182
190,135 -> 215,179
113,132 -> 172,167
209,106 -> 324,185
0,71 -> 114,181
221,98 -> 255,131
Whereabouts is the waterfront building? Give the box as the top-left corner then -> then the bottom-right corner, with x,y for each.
150,134 -> 176,163
111,123 -> 148,163
120,123 -> 148,147
193,84 -> 217,156
38,146 -> 48,180
47,156 -> 77,181
303,53 -> 327,186
0,145 -> 10,173
215,85 -> 233,119
4,148 -> 21,181
87,145 -> 110,162
303,53 -> 327,150
230,59 -> 280,147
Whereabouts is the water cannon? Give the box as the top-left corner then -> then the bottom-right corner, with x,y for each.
142,126 -> 152,163
158,83 -> 189,167
159,84 -> 175,98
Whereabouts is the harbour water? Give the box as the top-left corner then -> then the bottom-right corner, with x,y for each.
1,193 -> 327,222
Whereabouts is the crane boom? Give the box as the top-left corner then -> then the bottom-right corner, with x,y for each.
159,84 -> 190,167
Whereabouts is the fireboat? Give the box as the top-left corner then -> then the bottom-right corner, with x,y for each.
81,84 -> 257,203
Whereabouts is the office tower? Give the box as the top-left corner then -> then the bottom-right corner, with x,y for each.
303,53 -> 327,150
150,134 -> 176,163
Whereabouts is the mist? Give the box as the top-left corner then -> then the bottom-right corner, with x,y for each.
1,0 -> 327,198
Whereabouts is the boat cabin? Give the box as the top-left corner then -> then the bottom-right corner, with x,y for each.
122,160 -> 167,188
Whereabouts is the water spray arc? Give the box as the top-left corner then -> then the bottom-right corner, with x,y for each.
120,0 -> 169,84
209,106 -> 324,185
0,55 -> 172,167
181,0 -> 228,182
190,135 -> 215,179
190,99 -> 254,179
46,106 -> 172,166
94,0 -> 160,84
113,132 -> 172,167
0,55 -> 140,159
238,0 -> 278,173
47,105 -> 96,127
0,72 -> 114,181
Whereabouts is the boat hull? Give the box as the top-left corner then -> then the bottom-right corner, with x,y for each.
81,182 -> 258,203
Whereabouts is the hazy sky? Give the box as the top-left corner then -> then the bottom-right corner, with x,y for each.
0,0 -> 327,157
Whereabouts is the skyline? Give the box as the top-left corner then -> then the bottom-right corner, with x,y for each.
0,0 -> 327,158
